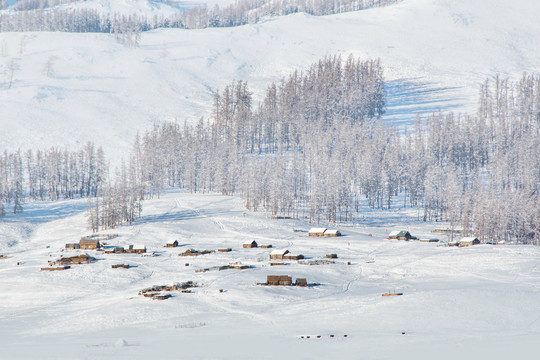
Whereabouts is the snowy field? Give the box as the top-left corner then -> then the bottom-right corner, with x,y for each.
2,0 -> 540,161
1,190 -> 539,359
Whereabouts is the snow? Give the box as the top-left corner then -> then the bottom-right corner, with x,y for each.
2,0 -> 540,163
270,248 -> 288,255
1,189 -> 540,359
2,1 -> 540,357
58,0 -> 183,15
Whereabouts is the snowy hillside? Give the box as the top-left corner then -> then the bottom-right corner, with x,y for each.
2,0 -> 203,14
1,0 -> 540,162
1,190 -> 539,359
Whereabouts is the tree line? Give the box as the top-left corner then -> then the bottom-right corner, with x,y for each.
0,142 -> 106,214
0,141 -> 144,232
129,59 -> 540,244
1,54 -> 539,244
0,0 -> 402,40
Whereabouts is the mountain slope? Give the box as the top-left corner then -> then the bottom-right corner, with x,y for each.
1,0 -> 539,161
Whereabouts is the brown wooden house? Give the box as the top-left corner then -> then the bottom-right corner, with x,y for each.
270,249 -> 289,260
283,253 -> 304,260
419,238 -> 440,243
243,240 -> 258,248
132,244 -> 146,253
324,229 -> 341,237
166,240 -> 179,248
308,228 -> 327,237
79,239 -> 101,249
459,237 -> 480,247
105,247 -> 125,254
65,243 -> 80,250
53,254 -> 95,265
267,275 -> 293,286
295,278 -> 307,287
387,230 -> 412,240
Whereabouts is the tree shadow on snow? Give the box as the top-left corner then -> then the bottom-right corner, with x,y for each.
384,78 -> 464,128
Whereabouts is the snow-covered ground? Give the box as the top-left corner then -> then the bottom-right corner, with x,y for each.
2,2 -> 540,357
1,190 -> 539,359
2,0 -> 540,162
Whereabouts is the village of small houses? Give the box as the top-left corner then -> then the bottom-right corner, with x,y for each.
2,190 -> 539,359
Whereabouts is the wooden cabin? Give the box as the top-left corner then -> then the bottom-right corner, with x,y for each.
459,237 -> 480,247
105,247 -> 123,254
326,253 -> 338,259
79,239 -> 101,249
387,230 -> 412,241
269,249 -> 290,260
54,254 -> 95,265
182,249 -> 198,256
267,275 -> 292,286
42,266 -> 70,271
112,264 -> 130,269
308,228 -> 327,237
243,240 -> 258,248
295,278 -> 307,287
132,244 -> 146,253
65,243 -> 80,250
283,253 -> 304,260
325,229 -> 342,237
419,238 -> 440,243
166,240 -> 179,248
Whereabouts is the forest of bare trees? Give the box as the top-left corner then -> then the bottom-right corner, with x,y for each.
0,141 -> 142,231
1,55 -> 539,244
0,0 -> 402,41
127,58 -> 540,244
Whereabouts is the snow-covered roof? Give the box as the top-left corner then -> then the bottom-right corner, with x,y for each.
309,228 -> 327,233
79,239 -> 100,245
389,230 -> 401,236
124,245 -> 133,250
460,237 -> 478,243
243,240 -> 257,245
420,238 -> 439,242
134,244 -> 146,250
270,249 -> 289,255
326,229 -> 340,235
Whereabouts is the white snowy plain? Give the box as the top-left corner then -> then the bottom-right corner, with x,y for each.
1,189 -> 540,359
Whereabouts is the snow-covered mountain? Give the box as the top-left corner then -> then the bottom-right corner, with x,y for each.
1,0 -> 539,161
